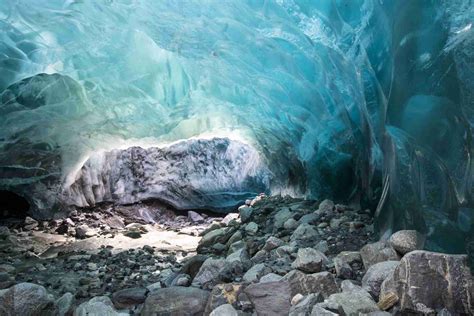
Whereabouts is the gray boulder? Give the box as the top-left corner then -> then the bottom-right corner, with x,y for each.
289,293 -> 324,316
209,304 -> 238,316
239,205 -> 253,223
141,287 -> 209,316
192,258 -> 226,289
333,251 -> 361,279
389,230 -> 425,255
291,248 -> 327,273
111,287 -> 148,309
380,250 -> 474,315
243,263 -> 267,283
0,282 -> 55,316
362,261 -> 399,299
56,292 -> 75,316
318,199 -> 335,213
311,306 -> 338,315
74,296 -> 121,316
318,288 -> 379,316
244,280 -> 292,316
360,241 -> 399,269
290,223 -> 319,246
283,270 -> 339,299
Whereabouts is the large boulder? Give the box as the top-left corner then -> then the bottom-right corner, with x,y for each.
141,287 -> 209,316
111,287 -> 148,309
244,280 -> 292,316
74,296 -> 122,316
388,230 -> 425,255
291,248 -> 327,273
282,270 -> 339,298
360,241 -> 399,269
192,258 -> 226,289
0,282 -> 56,316
361,261 -> 399,299
318,288 -> 379,315
380,250 -> 474,314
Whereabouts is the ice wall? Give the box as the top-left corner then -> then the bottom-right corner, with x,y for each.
0,1 -> 472,253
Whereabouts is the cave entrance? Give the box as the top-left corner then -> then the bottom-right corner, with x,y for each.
0,190 -> 30,219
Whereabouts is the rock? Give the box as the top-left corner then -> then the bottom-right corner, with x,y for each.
0,264 -> 15,274
291,293 -> 304,306
284,218 -> 298,230
315,240 -> 329,254
188,211 -> 205,223
291,248 -> 326,273
0,226 -> 10,240
24,216 -> 39,230
283,270 -> 339,298
263,236 -> 284,251
290,223 -> 319,246
377,292 -> 398,311
204,283 -> 242,314
111,287 -> 147,309
318,288 -> 379,315
198,227 -> 236,251
244,222 -> 258,235
333,251 -> 361,279
360,241 -> 399,269
389,230 -> 425,255
244,280 -> 292,316
192,258 -> 226,289
239,205 -> 253,223
289,293 -> 324,316
209,304 -> 238,316
75,224 -> 96,239
299,213 -> 319,225
141,287 -> 209,316
179,254 -> 208,279
311,306 -> 338,315
380,250 -> 474,314
221,213 -> 239,226
260,273 -> 283,283
0,282 -> 55,316
146,282 -> 162,292
330,216 -> 347,229
340,280 -> 365,293
74,296 -> 122,316
56,292 -> 75,316
274,207 -> 293,230
226,248 -> 250,264
362,261 -> 399,299
243,263 -> 266,283
318,199 -> 334,213
123,230 -> 141,239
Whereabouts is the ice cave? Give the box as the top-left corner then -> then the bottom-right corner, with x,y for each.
0,1 -> 473,315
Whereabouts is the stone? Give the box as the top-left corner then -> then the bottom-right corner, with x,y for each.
245,222 -> 258,235
24,216 -> 39,230
260,273 -> 283,283
318,199 -> 334,213
111,287 -> 147,309
263,236 -> 285,251
244,280 -> 292,316
311,306 -> 338,315
141,287 -> 209,316
318,288 -> 379,315
243,263 -> 266,283
198,227 -> 236,251
209,304 -> 238,316
226,247 -> 250,264
360,241 -> 399,269
192,258 -> 226,289
0,282 -> 55,316
380,250 -> 474,314
290,223 -> 319,246
291,248 -> 326,273
362,261 -> 399,299
188,210 -> 205,223
334,251 -> 361,279
56,292 -> 75,316
283,270 -> 339,299
75,296 -> 123,316
315,240 -> 329,254
284,218 -> 298,230
340,280 -> 366,293
239,205 -> 253,223
389,230 -> 425,255
222,213 -> 239,226
146,282 -> 162,292
204,283 -> 243,314
291,293 -> 304,305
75,224 -> 96,239
299,213 -> 319,225
0,226 -> 10,240
274,207 -> 293,230
290,293 -> 324,316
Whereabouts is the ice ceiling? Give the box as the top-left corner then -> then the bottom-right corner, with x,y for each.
0,0 -> 473,253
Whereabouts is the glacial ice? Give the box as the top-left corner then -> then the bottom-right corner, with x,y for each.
0,1 -> 473,253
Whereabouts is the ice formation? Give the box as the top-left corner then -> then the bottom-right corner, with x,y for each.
0,1 -> 473,253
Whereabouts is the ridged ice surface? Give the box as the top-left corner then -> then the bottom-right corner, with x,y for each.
0,1 -> 473,253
